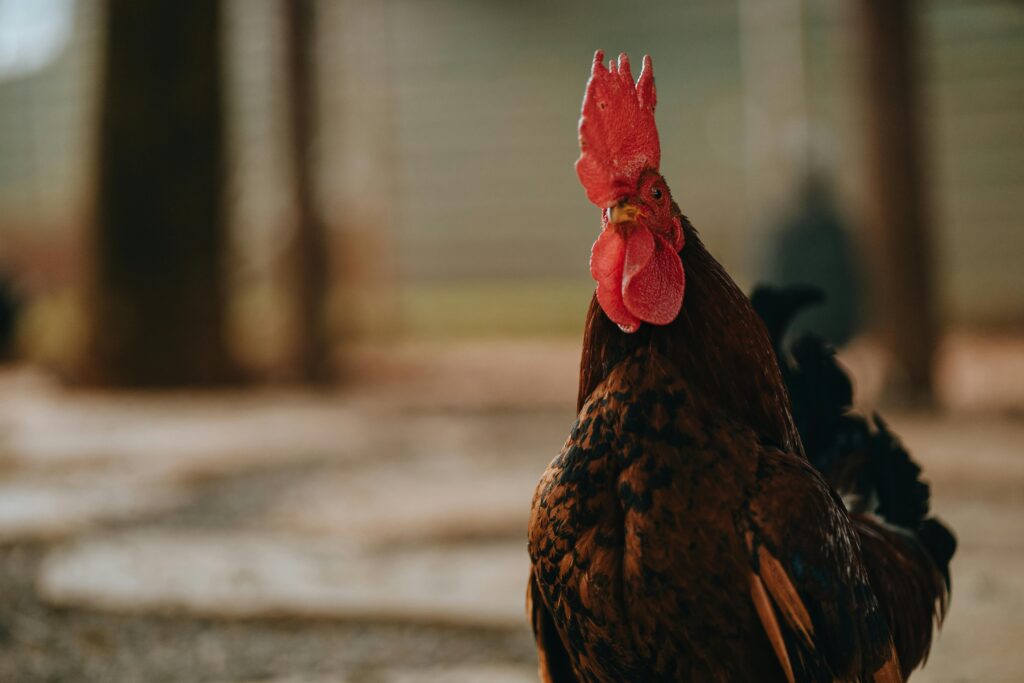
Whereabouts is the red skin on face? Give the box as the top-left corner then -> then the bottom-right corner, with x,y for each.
590,172 -> 685,332
576,51 -> 685,332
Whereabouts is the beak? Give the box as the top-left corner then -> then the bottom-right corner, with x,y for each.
608,200 -> 639,224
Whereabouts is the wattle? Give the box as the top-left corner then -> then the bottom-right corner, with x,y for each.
590,224 -> 685,332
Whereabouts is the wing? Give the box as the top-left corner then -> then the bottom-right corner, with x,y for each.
528,572 -> 579,683
742,449 -> 902,683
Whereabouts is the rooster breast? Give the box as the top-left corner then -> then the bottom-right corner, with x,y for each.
528,348 -> 899,682
528,349 -> 783,682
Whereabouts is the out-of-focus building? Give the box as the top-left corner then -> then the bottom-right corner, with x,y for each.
0,0 -> 1022,363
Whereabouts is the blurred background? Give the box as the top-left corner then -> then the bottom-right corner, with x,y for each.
0,0 -> 1021,681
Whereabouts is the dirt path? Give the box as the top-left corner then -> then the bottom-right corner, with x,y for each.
0,351 -> 1021,682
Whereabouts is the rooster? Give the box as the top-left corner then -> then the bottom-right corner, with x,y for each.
527,52 -> 954,682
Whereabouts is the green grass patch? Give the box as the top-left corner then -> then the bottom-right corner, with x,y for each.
397,279 -> 594,339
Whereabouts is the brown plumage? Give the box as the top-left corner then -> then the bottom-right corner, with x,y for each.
530,222 -> 904,682
527,224 -> 957,681
527,51 -> 952,682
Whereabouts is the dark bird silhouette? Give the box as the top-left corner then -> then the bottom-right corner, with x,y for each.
0,270 -> 20,363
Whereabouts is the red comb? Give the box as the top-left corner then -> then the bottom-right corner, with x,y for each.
575,51 -> 659,208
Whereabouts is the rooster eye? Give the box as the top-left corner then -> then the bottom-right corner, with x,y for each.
651,187 -> 662,200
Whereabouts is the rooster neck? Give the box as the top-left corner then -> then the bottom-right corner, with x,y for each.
578,220 -> 800,452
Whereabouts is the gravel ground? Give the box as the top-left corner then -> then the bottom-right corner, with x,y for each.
0,340 -> 1022,682
0,371 -> 550,682
0,512 -> 535,683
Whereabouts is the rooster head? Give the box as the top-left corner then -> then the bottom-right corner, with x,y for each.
576,51 -> 685,333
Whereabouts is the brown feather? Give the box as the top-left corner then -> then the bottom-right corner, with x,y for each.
750,572 -> 797,683
873,648 -> 904,683
757,544 -> 816,645
528,572 -> 579,683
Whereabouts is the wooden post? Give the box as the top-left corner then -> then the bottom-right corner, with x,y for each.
86,0 -> 233,386
855,0 -> 937,403
284,0 -> 332,383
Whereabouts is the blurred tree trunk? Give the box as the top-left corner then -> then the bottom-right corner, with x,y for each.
86,0 -> 233,386
284,0 -> 332,383
855,0 -> 937,403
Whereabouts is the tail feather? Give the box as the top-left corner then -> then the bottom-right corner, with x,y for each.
917,517 -> 957,590
856,518 -> 947,676
866,415 -> 931,530
751,283 -> 956,674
